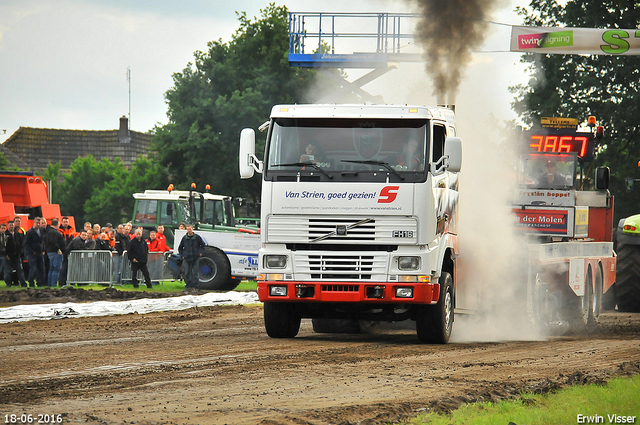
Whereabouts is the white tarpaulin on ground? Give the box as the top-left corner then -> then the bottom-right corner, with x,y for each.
0,291 -> 260,323
510,26 -> 640,55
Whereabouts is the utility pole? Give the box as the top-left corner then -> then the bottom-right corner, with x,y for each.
127,67 -> 131,130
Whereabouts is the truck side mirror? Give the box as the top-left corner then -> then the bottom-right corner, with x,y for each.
595,166 -> 609,190
444,137 -> 462,173
239,128 -> 263,179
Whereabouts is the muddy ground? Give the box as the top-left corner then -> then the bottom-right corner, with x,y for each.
0,288 -> 639,425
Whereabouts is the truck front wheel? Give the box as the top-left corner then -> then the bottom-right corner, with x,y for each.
197,248 -> 232,291
264,302 -> 301,338
416,271 -> 454,344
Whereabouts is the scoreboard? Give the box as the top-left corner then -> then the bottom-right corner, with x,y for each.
523,130 -> 595,162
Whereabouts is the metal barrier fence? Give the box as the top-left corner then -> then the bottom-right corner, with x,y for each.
67,250 -> 174,286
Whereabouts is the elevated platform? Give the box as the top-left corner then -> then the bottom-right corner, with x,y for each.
289,12 -> 422,68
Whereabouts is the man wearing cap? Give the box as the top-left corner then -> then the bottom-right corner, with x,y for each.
539,160 -> 566,188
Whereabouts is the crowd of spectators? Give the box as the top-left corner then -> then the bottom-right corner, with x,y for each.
0,216 -> 172,288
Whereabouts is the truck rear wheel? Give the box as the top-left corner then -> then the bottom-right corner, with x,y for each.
614,244 -> 640,312
264,302 -> 301,338
592,264 -> 603,321
568,266 -> 594,332
416,272 -> 453,344
197,248 -> 232,291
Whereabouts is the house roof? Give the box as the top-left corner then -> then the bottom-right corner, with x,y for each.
0,117 -> 152,173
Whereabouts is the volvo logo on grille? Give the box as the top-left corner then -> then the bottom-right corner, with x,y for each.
336,225 -> 347,236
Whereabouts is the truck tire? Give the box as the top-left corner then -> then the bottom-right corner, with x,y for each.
592,263 -> 603,321
264,302 -> 301,338
311,318 -> 361,334
614,244 -> 640,312
197,248 -> 232,291
601,283 -> 616,310
416,271 -> 453,344
568,266 -> 594,332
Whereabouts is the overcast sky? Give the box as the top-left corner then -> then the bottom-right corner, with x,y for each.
0,0 -> 530,144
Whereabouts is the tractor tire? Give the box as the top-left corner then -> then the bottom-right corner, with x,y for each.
614,244 -> 640,312
416,271 -> 454,344
264,302 -> 301,338
311,318 -> 361,334
197,248 -> 232,291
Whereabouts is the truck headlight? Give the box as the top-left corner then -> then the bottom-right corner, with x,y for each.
265,255 -> 287,269
395,287 -> 414,298
269,285 -> 288,296
398,256 -> 420,271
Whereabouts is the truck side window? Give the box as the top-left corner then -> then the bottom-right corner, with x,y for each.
135,200 -> 158,224
432,125 -> 446,162
159,201 -> 178,225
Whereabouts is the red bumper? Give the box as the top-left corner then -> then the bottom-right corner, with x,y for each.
257,281 -> 440,304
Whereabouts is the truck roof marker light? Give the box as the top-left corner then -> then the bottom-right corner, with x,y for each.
205,184 -> 211,192
280,107 -> 289,112
409,108 -> 418,113
596,126 -> 604,140
588,116 -> 596,127
191,182 -> 196,189
167,184 -> 174,193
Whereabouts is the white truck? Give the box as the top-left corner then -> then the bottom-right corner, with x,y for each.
239,104 -> 465,343
132,188 -> 260,290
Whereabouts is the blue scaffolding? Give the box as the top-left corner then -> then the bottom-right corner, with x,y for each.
288,12 -> 422,68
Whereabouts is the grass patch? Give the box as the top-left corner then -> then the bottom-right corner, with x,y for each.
405,374 -> 640,425
1,280 -> 258,293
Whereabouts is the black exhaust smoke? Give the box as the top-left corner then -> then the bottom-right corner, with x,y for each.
413,0 -> 504,104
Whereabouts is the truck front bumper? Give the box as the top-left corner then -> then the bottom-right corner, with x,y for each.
257,281 -> 440,304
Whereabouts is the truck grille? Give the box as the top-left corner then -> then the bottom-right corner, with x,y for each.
293,252 -> 388,280
267,216 -> 417,244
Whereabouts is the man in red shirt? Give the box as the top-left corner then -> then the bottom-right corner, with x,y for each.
156,225 -> 170,251
146,229 -> 168,285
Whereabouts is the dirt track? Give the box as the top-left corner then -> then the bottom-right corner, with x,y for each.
0,291 -> 639,425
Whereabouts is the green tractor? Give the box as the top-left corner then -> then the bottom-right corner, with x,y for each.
613,214 -> 640,312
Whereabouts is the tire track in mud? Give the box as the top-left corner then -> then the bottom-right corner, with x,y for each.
0,307 -> 638,424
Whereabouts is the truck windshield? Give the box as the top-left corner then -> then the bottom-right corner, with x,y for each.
518,153 -> 577,190
265,118 -> 429,183
178,200 -> 194,225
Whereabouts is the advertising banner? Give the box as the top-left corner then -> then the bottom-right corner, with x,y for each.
510,26 -> 640,55
514,189 -> 575,207
513,207 -> 574,236
271,182 -> 413,215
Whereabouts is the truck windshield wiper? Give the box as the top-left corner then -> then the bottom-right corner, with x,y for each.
340,160 -> 404,181
271,162 -> 333,179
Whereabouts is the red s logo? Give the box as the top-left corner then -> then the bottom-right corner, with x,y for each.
378,186 -> 399,203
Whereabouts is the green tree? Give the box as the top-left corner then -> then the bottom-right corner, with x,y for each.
512,0 -> 640,221
55,156 -> 126,226
55,155 -> 169,227
152,4 -> 324,202
0,151 -> 22,171
85,156 -> 169,226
